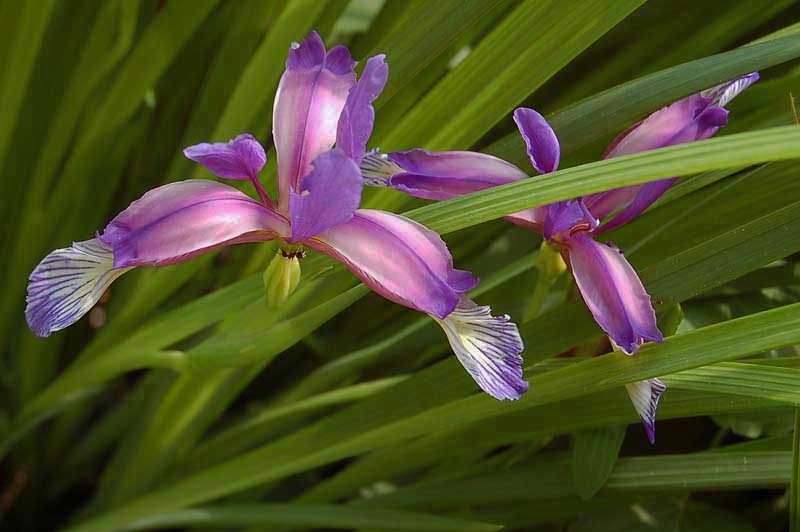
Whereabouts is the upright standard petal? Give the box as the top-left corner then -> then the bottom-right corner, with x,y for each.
336,54 -> 388,164
26,239 -> 132,337
306,209 -> 477,319
565,233 -> 662,354
625,378 -> 667,444
183,134 -> 266,180
513,107 -> 560,174
273,31 -> 356,212
289,149 -> 362,243
100,180 -> 289,268
433,296 -> 528,400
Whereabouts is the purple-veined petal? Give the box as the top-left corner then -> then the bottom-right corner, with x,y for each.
565,233 -> 662,354
625,377 -> 667,444
307,209 -> 477,318
543,199 -> 598,242
183,134 -> 266,181
26,239 -> 132,337
100,180 -> 289,268
289,149 -> 362,243
336,54 -> 388,164
701,72 -> 759,108
513,107 -> 560,174
274,31 -> 356,212
433,296 -> 528,400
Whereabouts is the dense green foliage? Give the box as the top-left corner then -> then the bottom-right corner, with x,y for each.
2,1 -> 800,530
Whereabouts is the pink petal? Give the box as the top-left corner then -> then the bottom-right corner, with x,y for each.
307,209 -> 477,318
565,233 -> 662,354
99,180 -> 289,268
273,31 -> 356,213
513,107 -> 560,174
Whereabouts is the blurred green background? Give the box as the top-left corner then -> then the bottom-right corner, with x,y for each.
3,0 -> 800,530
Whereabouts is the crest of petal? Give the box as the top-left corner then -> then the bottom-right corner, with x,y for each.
565,233 -> 663,354
513,107 -> 560,174
307,209 -> 476,318
289,149 -> 363,243
701,72 -> 759,108
433,296 -> 528,400
384,149 -> 529,200
544,199 -> 598,242
274,31 -> 356,212
625,378 -> 667,444
183,134 -> 266,180
26,238 -> 132,337
336,54 -> 388,164
100,180 -> 289,268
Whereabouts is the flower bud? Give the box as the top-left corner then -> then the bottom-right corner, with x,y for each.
263,247 -> 303,308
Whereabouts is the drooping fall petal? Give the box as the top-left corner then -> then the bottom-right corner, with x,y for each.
99,180 -> 289,268
565,233 -> 662,354
433,296 -> 528,400
336,54 -> 388,164
273,31 -> 356,212
306,209 -> 477,319
289,149 -> 362,243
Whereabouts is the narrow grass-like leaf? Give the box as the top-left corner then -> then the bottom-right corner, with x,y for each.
382,0 -> 644,151
486,34 -> 800,166
663,363 -> 800,406
123,504 -> 501,532
572,425 -> 627,500
793,409 -> 800,532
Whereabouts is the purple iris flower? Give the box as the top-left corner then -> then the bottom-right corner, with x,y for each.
362,73 -> 758,440
25,32 -> 528,401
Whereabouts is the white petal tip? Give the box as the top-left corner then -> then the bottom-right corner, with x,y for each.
625,378 -> 667,444
25,238 -> 128,337
436,300 -> 528,400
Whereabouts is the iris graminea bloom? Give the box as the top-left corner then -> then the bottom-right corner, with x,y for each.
25,31 -> 528,400
361,74 -> 758,439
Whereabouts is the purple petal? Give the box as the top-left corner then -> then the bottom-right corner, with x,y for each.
100,180 -> 289,268
594,178 -> 677,235
435,296 -> 528,400
513,107 -> 560,174
307,209 -> 477,318
384,149 -> 528,199
701,72 -> 759,108
274,32 -> 356,213
625,378 -> 667,444
565,233 -> 663,354
289,149 -> 363,243
183,134 -> 266,181
585,92 -> 733,222
543,199 -> 598,242
26,239 -> 131,337
336,55 -> 388,164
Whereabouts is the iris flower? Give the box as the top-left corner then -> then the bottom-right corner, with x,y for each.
361,73 -> 758,439
25,31 -> 528,401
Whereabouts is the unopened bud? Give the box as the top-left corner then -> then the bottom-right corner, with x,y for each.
263,247 -> 303,308
536,240 -> 566,283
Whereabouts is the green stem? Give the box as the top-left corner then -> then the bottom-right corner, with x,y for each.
523,272 -> 553,322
